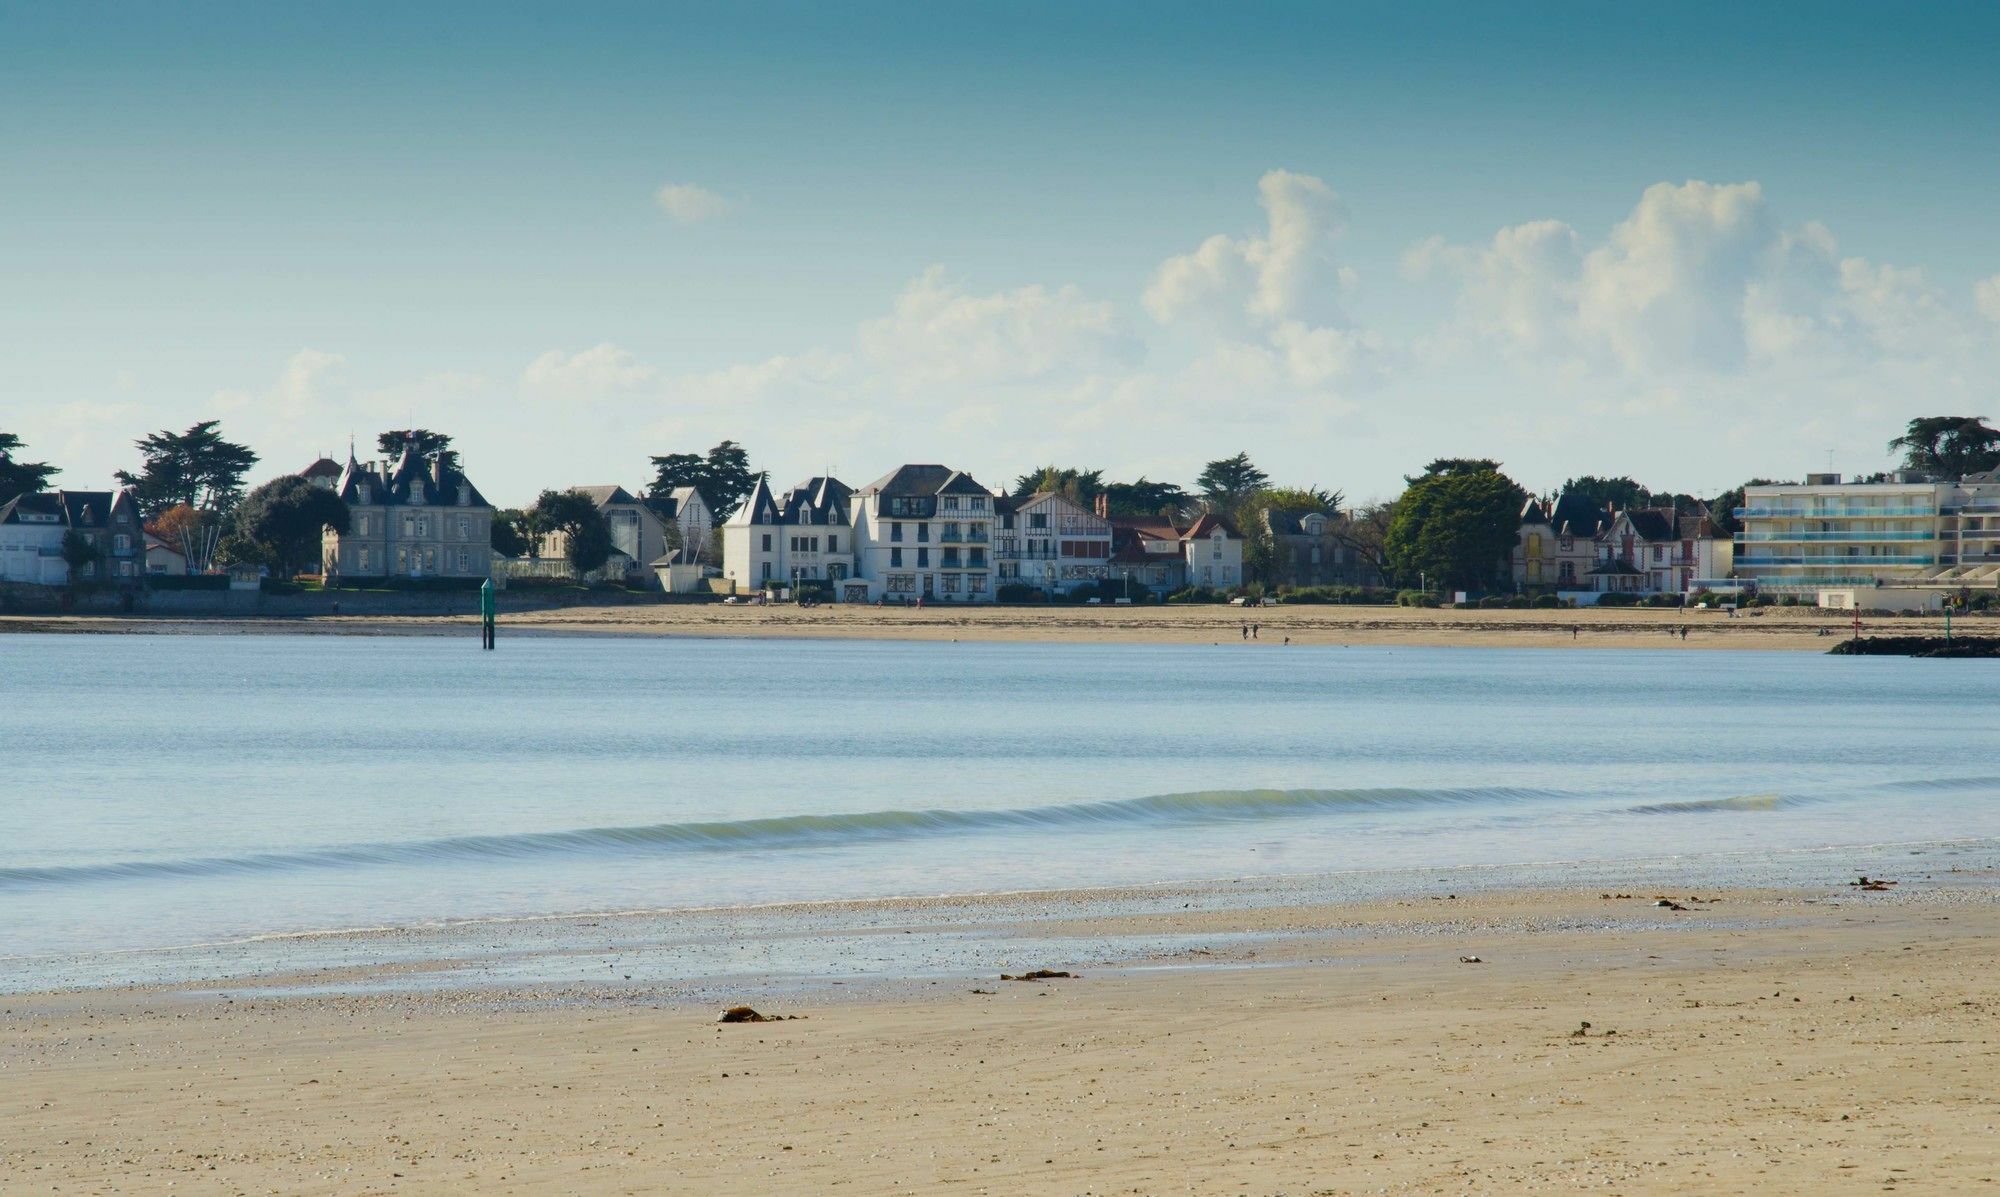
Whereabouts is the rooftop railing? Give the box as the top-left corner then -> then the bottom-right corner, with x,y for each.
1736,555 -> 1935,567
1737,531 -> 1936,542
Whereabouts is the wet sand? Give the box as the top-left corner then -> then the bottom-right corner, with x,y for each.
6,878 -> 1996,1195
4,601 -> 1952,650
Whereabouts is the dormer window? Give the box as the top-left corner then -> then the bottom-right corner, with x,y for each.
358,484 -> 372,503
458,485 -> 471,507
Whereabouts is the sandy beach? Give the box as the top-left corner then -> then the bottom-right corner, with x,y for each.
6,874 -> 1996,1195
4,600 -> 1967,650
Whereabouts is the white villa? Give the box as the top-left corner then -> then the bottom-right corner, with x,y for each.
993,491 -> 1113,595
721,475 -> 857,596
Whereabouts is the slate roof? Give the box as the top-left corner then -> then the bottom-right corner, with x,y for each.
731,475 -> 852,526
1,490 -> 134,530
0,492 -> 66,525
1623,508 -> 1678,541
573,485 -> 639,507
858,464 -> 989,498
334,447 -> 490,509
1546,492 -> 1611,538
300,457 -> 343,481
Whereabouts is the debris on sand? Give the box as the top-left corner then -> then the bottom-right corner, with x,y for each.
1654,899 -> 1688,911
1569,1021 -> 1592,1038
1850,875 -> 1897,892
717,1006 -> 805,1024
1001,970 -> 1075,982
1458,955 -> 1484,964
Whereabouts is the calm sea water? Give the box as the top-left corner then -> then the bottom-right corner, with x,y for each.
3,632 -> 1997,978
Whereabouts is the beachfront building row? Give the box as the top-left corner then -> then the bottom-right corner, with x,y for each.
722,464 -> 1243,601
1513,495 -> 1732,599
1732,470 -> 2000,605
0,488 -> 148,586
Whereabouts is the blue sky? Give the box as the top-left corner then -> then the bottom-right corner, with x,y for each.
6,1 -> 1999,505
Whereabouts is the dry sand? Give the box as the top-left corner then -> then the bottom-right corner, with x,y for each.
6,600 -> 1963,650
6,883 -> 1996,1195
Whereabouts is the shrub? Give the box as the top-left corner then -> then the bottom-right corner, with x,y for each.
1594,592 -> 1640,607
1531,593 -> 1562,609
1395,590 -> 1440,608
1167,586 -> 1227,604
996,582 -> 1045,603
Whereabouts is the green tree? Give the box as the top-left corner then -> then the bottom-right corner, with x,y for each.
1335,500 -> 1396,582
1012,467 -> 1107,502
532,489 -> 612,575
491,508 -> 532,557
227,475 -> 352,578
0,432 -> 59,503
115,420 -> 259,519
647,440 -> 762,522
377,429 -> 459,472
1413,458 -> 1501,480
1260,485 -> 1345,516
1099,477 -> 1191,518
1708,479 -> 1790,537
59,529 -> 102,588
1887,416 -> 2000,480
1558,475 -> 1648,511
1385,463 -> 1528,591
1195,453 -> 1270,515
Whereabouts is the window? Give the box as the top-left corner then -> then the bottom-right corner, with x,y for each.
917,548 -> 929,567
457,517 -> 470,540
886,573 -> 916,593
969,496 -> 987,511
938,572 -> 961,593
1527,533 -> 1543,556
1211,534 -> 1223,559
402,515 -> 415,537
1651,545 -> 1664,562
761,561 -> 772,581
359,547 -> 372,571
396,547 -> 409,572
456,548 -> 469,572
417,517 -> 429,537
1559,561 -> 1575,583
827,534 -> 838,552
1310,546 -> 1321,565
891,547 -> 903,567
113,534 -> 131,553
1559,537 -> 1573,551
943,496 -> 960,511
356,514 -> 368,535
1002,513 -> 1015,530
890,522 -> 904,542
1029,513 -> 1048,530
762,534 -> 772,552
424,548 -> 437,571
917,524 -> 930,543
968,572 -> 987,592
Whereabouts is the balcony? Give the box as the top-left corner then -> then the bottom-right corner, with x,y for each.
1736,555 -> 1935,567
1737,531 -> 1936,542
1735,506 -> 1935,518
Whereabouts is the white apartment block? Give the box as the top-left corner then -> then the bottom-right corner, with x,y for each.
1733,471 -> 2000,595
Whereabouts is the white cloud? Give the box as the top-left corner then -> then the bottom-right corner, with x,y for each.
859,266 -> 1138,389
1144,170 -> 1347,329
521,343 -> 659,402
654,182 -> 731,224
1413,180 -> 1983,381
1977,274 -> 2000,325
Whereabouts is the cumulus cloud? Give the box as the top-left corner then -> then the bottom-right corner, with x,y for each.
1412,179 -> 1977,377
1144,170 -> 1347,329
1977,274 -> 2000,325
859,266 -> 1139,389
213,348 -> 345,419
654,182 -> 731,224
522,344 -> 658,402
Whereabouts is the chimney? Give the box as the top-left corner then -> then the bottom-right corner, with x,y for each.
1094,493 -> 1109,519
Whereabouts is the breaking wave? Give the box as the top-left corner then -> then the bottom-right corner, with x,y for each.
1628,793 -> 1812,815
0,785 -> 1553,889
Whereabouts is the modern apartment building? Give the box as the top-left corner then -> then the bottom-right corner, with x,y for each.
1729,472 -> 1997,594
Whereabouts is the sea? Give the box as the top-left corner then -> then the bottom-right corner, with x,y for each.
3,631 -> 1997,993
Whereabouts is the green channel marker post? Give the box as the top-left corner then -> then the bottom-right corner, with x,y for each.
480,577 -> 496,650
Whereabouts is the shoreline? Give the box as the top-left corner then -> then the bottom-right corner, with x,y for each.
3,601 -> 1961,650
6,868 -> 1995,1194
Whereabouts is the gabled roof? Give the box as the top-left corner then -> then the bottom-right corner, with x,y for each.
1183,512 -> 1239,540
58,491 -> 116,529
858,464 -> 988,498
300,456 -> 343,480
1109,514 -> 1182,540
1622,508 -> 1678,542
730,477 -> 780,526
1546,492 -> 1611,538
0,492 -> 65,525
573,485 -> 639,507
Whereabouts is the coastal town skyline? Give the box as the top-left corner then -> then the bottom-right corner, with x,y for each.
7,3 -> 2000,504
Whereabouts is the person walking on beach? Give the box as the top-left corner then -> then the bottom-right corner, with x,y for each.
1571,624 -> 1579,640
1242,624 -> 1248,640
1252,623 -> 1260,640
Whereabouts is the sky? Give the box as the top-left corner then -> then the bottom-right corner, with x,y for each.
5,1 -> 1999,507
